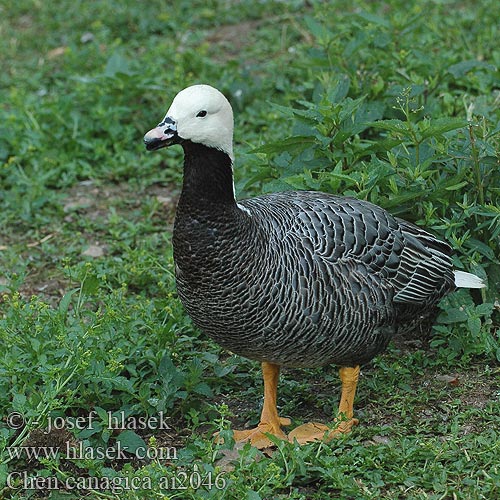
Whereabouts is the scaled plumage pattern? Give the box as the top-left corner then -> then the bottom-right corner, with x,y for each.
144,84 -> 485,448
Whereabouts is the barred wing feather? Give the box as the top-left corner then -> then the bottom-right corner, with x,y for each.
392,219 -> 454,304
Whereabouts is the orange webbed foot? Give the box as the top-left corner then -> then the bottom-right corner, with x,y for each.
231,416 -> 291,448
288,416 -> 358,445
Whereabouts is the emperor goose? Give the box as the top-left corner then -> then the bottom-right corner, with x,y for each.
144,84 -> 485,448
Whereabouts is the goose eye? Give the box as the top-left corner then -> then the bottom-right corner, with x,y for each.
196,110 -> 207,118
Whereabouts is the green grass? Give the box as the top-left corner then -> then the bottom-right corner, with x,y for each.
1,0 -> 499,498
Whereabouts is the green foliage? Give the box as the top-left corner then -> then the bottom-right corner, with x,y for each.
1,0 -> 499,498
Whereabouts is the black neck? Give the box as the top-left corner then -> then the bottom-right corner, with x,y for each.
178,141 -> 236,210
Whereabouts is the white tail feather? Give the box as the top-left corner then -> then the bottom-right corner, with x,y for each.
454,270 -> 486,289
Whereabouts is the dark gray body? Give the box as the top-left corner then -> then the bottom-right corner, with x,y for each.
173,172 -> 455,368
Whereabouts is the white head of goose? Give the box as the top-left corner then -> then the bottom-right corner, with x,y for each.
144,84 -> 486,448
144,84 -> 234,159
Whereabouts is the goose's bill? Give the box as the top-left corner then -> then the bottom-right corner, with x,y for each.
143,125 -> 179,151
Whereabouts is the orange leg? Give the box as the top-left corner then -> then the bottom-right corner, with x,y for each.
335,365 -> 360,431
230,362 -> 290,448
288,365 -> 360,445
